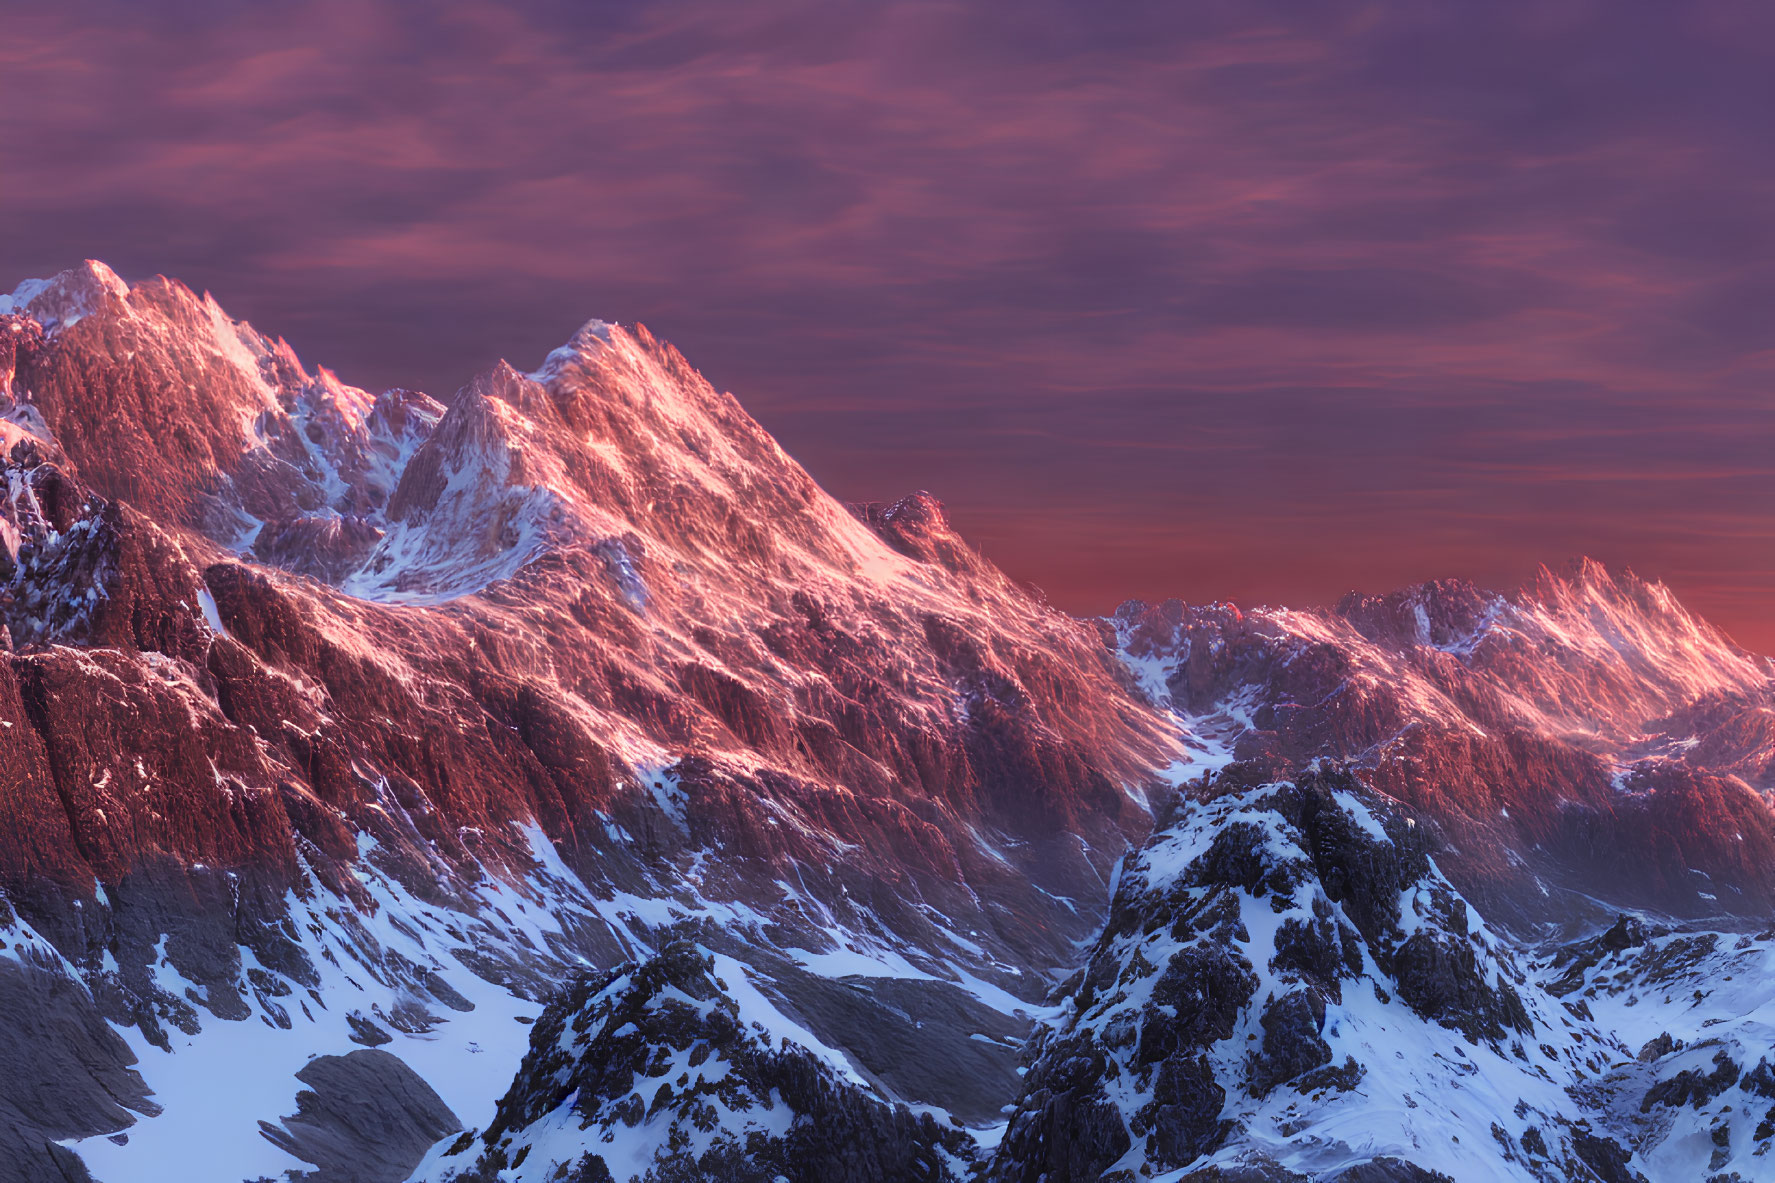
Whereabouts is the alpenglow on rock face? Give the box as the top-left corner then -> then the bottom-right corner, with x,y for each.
0,261 -> 1177,1183
1112,571 -> 1775,931
0,261 -> 1771,1182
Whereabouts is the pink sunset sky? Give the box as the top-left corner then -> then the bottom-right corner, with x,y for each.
3,1 -> 1770,649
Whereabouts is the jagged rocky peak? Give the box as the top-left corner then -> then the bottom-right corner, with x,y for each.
0,259 -> 432,552
849,490 -> 1001,583
1106,560 -> 1775,929
413,938 -> 979,1183
0,265 -> 1172,921
991,762 -> 1773,1182
1327,556 -> 1726,654
0,260 -> 1191,1181
995,765 -> 1543,1182
1432,558 -> 1772,737
3,261 -> 1045,613
1333,576 -> 1498,651
525,315 -> 789,485
1325,557 -> 1772,751
0,258 -> 131,331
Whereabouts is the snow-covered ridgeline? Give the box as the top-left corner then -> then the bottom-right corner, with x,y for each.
52,804 -> 1067,1183
992,765 -> 1775,1182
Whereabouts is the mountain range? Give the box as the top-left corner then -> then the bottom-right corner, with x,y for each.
0,262 -> 1770,1183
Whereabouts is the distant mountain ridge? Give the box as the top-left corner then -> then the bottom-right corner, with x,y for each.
0,262 -> 1768,1183
1112,558 -> 1775,931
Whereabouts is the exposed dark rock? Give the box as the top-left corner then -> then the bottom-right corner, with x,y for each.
1269,899 -> 1361,999
755,956 -> 1028,1124
1739,1057 -> 1775,1099
1548,914 -> 1661,997
1570,1128 -> 1649,1183
1146,1053 -> 1228,1166
1334,1159 -> 1456,1183
1391,930 -> 1531,1043
1268,775 -> 1433,949
257,1049 -> 460,1183
451,941 -> 976,1183
1248,990 -> 1331,1097
0,951 -> 156,1183
1189,821 -> 1301,898
1292,1055 -> 1364,1095
1642,1051 -> 1741,1111
1138,946 -> 1258,1065
345,1011 -> 394,1047
993,1030 -> 1133,1183
1600,913 -> 1648,952
1639,1032 -> 1680,1062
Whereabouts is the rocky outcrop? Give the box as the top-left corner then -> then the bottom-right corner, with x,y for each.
0,908 -> 156,1183
257,1049 -> 460,1183
990,765 -> 1664,1183
849,491 -> 999,583
414,941 -> 978,1183
1112,560 -> 1775,928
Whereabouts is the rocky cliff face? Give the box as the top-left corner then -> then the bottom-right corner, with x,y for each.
0,262 -> 1180,1182
1113,568 -> 1775,931
0,261 -> 1770,1183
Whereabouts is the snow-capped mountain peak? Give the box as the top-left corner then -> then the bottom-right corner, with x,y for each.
0,259 -> 129,331
0,261 -> 1183,1181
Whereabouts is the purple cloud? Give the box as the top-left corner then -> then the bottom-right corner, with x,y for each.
3,0 -> 1770,648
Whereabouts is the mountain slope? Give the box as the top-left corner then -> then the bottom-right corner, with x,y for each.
0,262 -> 1182,1181
990,764 -> 1775,1182
0,260 -> 1769,1183
1113,567 -> 1775,930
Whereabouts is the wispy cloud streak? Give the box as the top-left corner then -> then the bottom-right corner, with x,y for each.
2,1 -> 1770,647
